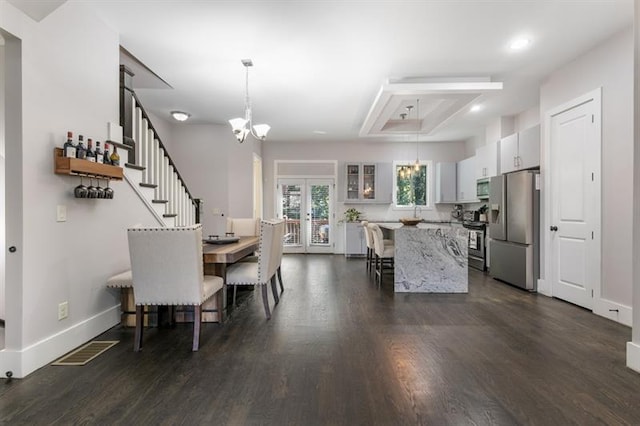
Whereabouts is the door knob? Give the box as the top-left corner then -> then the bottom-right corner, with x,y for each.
550,226 -> 558,232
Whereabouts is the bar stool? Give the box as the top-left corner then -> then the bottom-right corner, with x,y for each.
368,223 -> 395,286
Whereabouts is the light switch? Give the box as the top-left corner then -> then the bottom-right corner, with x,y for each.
56,205 -> 67,222
212,208 -> 221,215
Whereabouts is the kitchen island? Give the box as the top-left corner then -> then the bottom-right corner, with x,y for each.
379,223 -> 468,293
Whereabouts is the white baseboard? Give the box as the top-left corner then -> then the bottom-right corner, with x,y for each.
626,341 -> 640,373
0,305 -> 120,378
594,298 -> 632,327
536,278 -> 552,296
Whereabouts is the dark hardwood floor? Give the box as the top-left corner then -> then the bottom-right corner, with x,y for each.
2,254 -> 640,425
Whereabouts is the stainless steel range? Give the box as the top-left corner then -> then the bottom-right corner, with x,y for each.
463,221 -> 486,271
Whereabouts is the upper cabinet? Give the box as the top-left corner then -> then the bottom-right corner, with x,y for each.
339,162 -> 392,204
435,162 -> 457,203
500,124 -> 540,174
456,156 -> 478,203
476,140 -> 499,179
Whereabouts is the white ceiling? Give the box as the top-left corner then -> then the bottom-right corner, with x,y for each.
85,0 -> 633,144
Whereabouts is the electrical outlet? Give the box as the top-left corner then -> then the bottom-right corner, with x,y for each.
58,301 -> 68,320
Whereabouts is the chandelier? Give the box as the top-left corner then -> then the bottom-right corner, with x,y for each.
398,99 -> 421,179
228,59 -> 271,143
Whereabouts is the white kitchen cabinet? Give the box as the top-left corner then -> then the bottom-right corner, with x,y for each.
344,222 -> 366,257
476,140 -> 499,179
435,162 -> 457,203
500,133 -> 519,174
456,156 -> 478,203
339,162 -> 392,204
517,124 -> 541,170
500,124 -> 540,174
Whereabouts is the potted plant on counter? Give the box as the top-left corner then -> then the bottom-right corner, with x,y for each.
343,208 -> 362,223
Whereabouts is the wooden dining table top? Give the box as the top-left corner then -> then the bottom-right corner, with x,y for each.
202,236 -> 259,264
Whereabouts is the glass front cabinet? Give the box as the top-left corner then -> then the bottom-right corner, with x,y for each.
339,162 -> 392,204
346,163 -> 376,201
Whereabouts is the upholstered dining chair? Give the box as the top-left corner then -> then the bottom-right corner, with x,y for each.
225,219 -> 285,319
226,217 -> 260,237
127,224 -> 224,352
235,216 -> 285,290
368,223 -> 395,286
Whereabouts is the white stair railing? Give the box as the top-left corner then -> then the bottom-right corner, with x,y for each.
129,103 -> 197,227
121,66 -> 199,227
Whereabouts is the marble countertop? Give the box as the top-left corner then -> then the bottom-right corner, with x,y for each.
377,222 -> 463,230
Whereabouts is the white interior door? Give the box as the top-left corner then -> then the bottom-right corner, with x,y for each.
277,178 -> 334,254
549,97 -> 600,309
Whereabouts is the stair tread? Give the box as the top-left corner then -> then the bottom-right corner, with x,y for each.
139,182 -> 157,188
163,213 -> 178,218
125,163 -> 145,171
152,199 -> 169,204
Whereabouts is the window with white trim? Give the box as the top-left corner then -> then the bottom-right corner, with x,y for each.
393,160 -> 432,209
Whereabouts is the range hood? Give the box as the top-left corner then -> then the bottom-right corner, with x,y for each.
359,77 -> 503,138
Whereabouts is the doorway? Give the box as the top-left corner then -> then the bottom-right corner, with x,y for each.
277,178 -> 334,254
547,88 -> 601,310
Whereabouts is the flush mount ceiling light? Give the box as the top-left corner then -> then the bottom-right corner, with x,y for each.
228,59 -> 270,143
510,37 -> 531,50
171,111 -> 191,122
470,104 -> 483,112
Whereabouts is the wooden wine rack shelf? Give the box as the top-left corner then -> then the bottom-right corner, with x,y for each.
54,147 -> 123,180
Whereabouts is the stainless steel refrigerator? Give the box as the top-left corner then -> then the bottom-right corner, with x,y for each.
488,170 -> 540,291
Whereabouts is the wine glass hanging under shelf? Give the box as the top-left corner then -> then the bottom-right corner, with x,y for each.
53,147 -> 123,180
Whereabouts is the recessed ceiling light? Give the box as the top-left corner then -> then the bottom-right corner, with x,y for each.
510,38 -> 531,51
171,111 -> 191,122
470,104 -> 483,113
313,130 -> 327,135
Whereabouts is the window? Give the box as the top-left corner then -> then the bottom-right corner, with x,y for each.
393,161 -> 432,208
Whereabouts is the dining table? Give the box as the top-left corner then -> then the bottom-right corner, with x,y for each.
201,236 -> 260,321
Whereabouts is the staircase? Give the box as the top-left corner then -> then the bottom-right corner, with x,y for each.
119,65 -> 199,227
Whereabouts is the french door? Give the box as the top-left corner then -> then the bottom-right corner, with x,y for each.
277,178 -> 334,254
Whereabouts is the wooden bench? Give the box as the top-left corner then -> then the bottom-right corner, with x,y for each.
106,270 -> 222,326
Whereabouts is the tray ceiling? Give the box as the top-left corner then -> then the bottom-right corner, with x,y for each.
360,79 -> 503,138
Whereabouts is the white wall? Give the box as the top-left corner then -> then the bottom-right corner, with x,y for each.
540,27 -> 634,309
463,132 -> 484,158
0,1 -> 161,377
514,106 -> 540,132
0,42 -> 5,321
158,120 -> 260,237
630,0 -> 640,370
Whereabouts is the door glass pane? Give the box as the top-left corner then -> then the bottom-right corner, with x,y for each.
280,184 -> 301,247
309,184 -> 330,246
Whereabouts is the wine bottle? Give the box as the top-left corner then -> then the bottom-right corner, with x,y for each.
76,135 -> 86,159
110,145 -> 120,166
103,143 -> 111,165
63,131 -> 76,158
95,141 -> 103,164
86,138 -> 96,162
